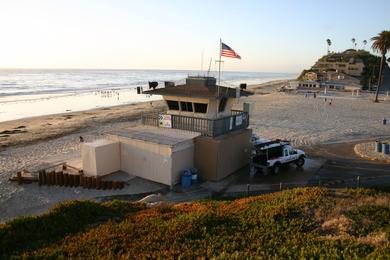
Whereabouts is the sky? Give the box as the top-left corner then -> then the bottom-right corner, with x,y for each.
0,0 -> 389,73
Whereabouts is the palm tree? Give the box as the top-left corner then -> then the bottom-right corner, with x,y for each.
351,38 -> 356,49
326,39 -> 332,53
371,31 -> 390,102
363,40 -> 367,50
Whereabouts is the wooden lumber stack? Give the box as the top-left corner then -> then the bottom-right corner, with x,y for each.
37,170 -> 125,190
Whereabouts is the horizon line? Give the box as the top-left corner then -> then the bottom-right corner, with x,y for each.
0,67 -> 299,74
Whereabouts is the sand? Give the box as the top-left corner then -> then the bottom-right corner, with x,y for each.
236,91 -> 390,146
1,80 -> 390,222
0,100 -> 165,149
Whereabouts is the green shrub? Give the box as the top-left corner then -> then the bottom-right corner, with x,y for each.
1,188 -> 389,258
0,200 -> 144,258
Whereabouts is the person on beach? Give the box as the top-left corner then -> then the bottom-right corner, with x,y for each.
79,136 -> 84,142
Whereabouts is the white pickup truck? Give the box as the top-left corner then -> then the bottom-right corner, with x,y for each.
251,136 -> 305,174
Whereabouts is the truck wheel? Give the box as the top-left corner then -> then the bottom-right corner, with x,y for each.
296,157 -> 305,167
272,163 -> 281,175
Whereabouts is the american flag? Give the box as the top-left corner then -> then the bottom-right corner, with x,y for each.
221,42 -> 241,59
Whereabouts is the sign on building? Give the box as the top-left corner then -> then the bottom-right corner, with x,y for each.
235,115 -> 243,126
159,114 -> 172,128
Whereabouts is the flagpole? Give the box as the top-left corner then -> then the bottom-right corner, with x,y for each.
218,38 -> 222,86
218,38 -> 222,99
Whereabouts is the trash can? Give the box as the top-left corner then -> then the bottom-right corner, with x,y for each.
375,140 -> 382,153
190,168 -> 198,183
382,143 -> 390,155
181,170 -> 192,189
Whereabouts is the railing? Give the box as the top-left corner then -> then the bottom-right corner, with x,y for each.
231,109 -> 244,115
141,111 -> 249,137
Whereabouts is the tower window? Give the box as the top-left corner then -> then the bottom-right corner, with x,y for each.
166,100 -> 179,110
194,103 -> 208,113
180,101 -> 193,112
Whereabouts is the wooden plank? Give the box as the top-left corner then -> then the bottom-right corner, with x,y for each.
74,174 -> 80,187
54,171 -> 59,185
91,177 -> 97,189
96,177 -> 101,190
63,173 -> 69,187
42,170 -> 47,185
87,177 -> 92,189
80,175 -> 85,188
46,171 -> 51,185
38,171 -> 43,186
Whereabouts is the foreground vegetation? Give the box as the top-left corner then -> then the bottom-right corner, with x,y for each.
1,188 -> 389,258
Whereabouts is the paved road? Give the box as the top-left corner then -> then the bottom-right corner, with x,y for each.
304,142 -> 390,189
224,141 -> 390,196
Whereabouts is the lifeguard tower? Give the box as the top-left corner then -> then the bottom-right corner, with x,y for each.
81,76 -> 254,187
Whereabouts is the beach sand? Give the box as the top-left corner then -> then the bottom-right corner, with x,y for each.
0,100 -> 164,150
1,79 -> 390,222
236,90 -> 390,146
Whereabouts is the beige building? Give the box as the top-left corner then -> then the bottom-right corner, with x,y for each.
81,76 -> 254,187
304,72 -> 318,81
106,126 -> 200,186
314,58 -> 364,77
82,139 -> 120,177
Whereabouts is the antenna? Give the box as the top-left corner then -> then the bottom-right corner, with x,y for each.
200,49 -> 204,74
207,58 -> 212,77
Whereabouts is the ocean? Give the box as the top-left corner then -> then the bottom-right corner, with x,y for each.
0,69 -> 295,122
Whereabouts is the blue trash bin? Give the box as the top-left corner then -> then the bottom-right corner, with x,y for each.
181,170 -> 192,189
376,141 -> 382,153
382,143 -> 390,155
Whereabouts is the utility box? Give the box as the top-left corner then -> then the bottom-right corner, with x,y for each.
81,139 -> 120,176
243,102 -> 255,116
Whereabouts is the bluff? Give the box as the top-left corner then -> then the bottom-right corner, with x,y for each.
299,49 -> 389,90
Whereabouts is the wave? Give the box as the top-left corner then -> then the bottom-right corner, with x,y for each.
0,69 -> 296,98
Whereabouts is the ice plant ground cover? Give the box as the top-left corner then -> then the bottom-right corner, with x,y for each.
1,187 -> 389,258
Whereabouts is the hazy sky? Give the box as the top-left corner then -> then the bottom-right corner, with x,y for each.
0,0 -> 389,72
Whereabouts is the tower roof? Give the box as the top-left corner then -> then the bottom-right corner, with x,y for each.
143,76 -> 253,98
